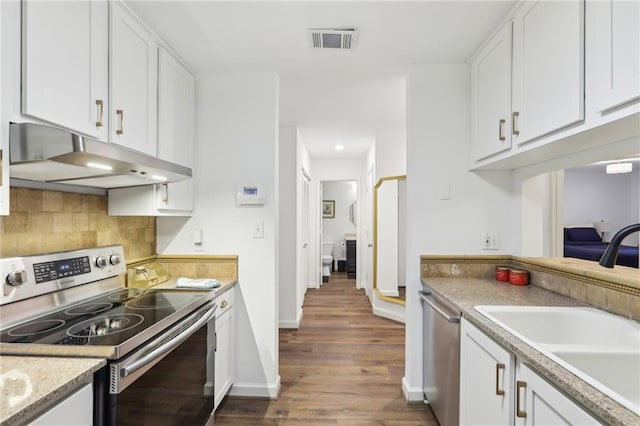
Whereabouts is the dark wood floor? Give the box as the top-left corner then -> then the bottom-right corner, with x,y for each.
214,272 -> 437,425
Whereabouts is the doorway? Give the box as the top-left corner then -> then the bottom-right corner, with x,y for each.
320,180 -> 358,285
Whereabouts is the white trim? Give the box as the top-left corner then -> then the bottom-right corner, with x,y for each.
379,289 -> 400,297
307,281 -> 320,289
402,376 -> 425,403
372,306 -> 405,323
279,308 -> 303,329
228,375 -> 281,400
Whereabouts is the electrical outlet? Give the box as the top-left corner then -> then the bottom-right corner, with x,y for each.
481,233 -> 500,250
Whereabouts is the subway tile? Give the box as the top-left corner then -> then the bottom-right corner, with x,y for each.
42,234 -> 66,253
29,212 -> 54,233
72,213 -> 90,230
62,193 -> 83,212
16,188 -> 42,212
3,212 -> 29,233
18,233 -> 43,256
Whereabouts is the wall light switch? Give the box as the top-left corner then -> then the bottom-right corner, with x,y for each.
193,229 -> 204,251
253,222 -> 264,239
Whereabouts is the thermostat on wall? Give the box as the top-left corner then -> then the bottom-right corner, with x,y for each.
236,185 -> 265,205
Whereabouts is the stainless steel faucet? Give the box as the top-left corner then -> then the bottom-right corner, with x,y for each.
598,223 -> 640,268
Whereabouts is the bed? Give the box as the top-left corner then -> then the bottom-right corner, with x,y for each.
564,227 -> 639,268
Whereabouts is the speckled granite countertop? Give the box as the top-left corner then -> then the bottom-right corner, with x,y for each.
0,356 -> 105,425
421,276 -> 639,426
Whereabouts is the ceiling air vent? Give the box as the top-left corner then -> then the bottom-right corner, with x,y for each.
308,28 -> 357,49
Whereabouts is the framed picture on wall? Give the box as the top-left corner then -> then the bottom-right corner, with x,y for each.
322,200 -> 335,218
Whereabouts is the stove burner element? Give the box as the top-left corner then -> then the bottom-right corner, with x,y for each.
125,293 -> 199,310
66,314 -> 144,338
7,319 -> 66,337
65,302 -> 114,316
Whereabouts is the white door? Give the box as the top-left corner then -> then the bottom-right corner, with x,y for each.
590,0 -> 640,112
512,0 -> 584,144
365,168 -> 374,296
470,22 -> 512,160
110,2 -> 158,155
300,171 -> 310,298
22,0 -> 108,140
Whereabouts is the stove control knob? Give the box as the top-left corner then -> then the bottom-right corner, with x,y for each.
6,270 -> 27,287
109,254 -> 121,265
95,256 -> 108,269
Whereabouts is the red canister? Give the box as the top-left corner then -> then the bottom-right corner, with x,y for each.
495,266 -> 510,282
509,269 -> 530,286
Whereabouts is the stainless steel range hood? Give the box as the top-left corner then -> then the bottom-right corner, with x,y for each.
9,122 -> 192,189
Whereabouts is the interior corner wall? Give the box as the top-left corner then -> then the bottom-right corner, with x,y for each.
404,63 -> 515,400
375,127 -> 407,180
156,71 -> 280,397
279,126 -> 298,328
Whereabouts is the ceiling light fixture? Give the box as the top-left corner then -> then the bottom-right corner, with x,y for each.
334,144 -> 344,151
606,162 -> 633,174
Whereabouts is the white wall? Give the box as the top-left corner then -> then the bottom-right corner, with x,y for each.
279,126 -> 299,328
404,63 -> 515,401
157,71 -> 281,398
375,126 -> 406,180
321,180 -> 357,261
564,168 -> 640,245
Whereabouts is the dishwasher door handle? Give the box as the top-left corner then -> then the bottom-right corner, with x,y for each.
419,290 -> 461,323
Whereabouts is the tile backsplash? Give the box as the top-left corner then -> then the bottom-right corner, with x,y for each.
1,188 -> 156,261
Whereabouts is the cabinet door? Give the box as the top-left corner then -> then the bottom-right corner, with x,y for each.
512,0 -> 584,144
470,22 -> 512,160
29,382 -> 93,425
515,364 -> 599,425
460,318 -> 514,425
590,0 -> 640,112
110,2 -> 158,156
22,0 -> 108,140
214,305 -> 233,410
156,48 -> 194,212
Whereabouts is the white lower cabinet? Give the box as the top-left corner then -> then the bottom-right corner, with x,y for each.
214,288 -> 234,411
460,318 -> 599,425
29,382 -> 92,425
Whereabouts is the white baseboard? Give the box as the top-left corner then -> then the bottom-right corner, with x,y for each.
402,377 -> 425,403
308,281 -> 320,289
372,305 -> 405,323
228,375 -> 281,400
279,308 -> 303,329
379,289 -> 400,297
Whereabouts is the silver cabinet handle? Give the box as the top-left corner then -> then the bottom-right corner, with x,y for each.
495,363 -> 505,396
95,100 -> 104,127
116,109 -> 124,135
418,290 -> 460,323
498,119 -> 506,141
512,111 -> 520,136
121,301 -> 216,377
516,380 -> 527,418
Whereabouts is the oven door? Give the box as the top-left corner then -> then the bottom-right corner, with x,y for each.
99,300 -> 217,426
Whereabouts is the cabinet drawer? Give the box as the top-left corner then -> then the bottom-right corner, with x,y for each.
215,288 -> 234,318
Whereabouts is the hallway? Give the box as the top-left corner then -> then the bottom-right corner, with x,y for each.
214,272 -> 437,425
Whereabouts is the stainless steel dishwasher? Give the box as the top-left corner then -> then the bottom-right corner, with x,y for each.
419,285 -> 461,426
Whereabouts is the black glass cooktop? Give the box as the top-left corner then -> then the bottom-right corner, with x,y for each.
0,288 -> 206,347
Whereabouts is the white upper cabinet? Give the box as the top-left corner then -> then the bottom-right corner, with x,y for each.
22,0 -> 108,140
511,0 -> 585,145
470,22 -> 512,160
109,2 -> 158,156
590,0 -> 640,113
155,47 -> 194,212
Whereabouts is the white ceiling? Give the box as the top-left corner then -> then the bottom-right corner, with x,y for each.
129,1 -> 515,158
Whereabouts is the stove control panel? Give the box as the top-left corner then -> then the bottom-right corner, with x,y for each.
0,245 -> 126,306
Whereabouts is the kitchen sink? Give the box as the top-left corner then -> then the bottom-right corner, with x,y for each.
474,305 -> 640,414
553,350 -> 640,410
474,306 -> 640,349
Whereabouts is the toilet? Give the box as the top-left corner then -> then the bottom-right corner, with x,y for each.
321,242 -> 334,283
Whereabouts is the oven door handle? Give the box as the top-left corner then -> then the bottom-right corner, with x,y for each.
121,301 -> 217,377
